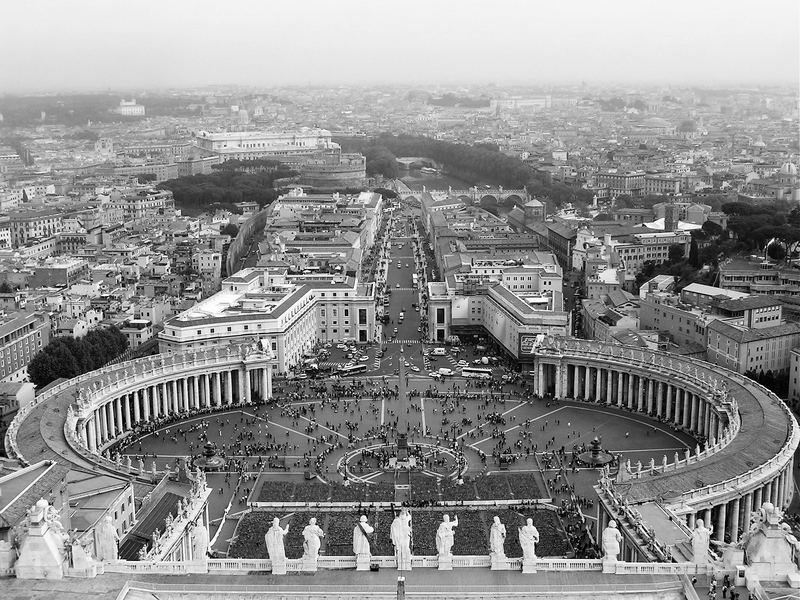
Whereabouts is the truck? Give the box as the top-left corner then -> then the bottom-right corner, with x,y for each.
438,367 -> 453,377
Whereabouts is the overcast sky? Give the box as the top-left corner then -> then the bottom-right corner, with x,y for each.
1,0 -> 797,93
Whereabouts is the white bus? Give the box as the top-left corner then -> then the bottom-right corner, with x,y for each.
461,367 -> 493,380
338,364 -> 368,376
412,273 -> 418,288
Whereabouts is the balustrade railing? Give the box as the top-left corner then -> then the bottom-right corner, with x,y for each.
103,556 -> 704,575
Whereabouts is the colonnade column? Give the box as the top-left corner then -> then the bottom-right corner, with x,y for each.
133,391 -> 140,424
636,376 -> 644,411
715,503 -> 726,542
626,374 -> 634,409
123,395 -> 131,430
665,385 -> 673,422
192,376 -> 200,409
616,371 -> 623,406
657,382 -> 664,416
244,368 -> 252,402
730,497 -> 740,543
99,403 -> 108,442
87,418 -> 97,452
573,365 -> 581,400
226,371 -> 233,405
114,398 -> 123,435
606,369 -> 613,404
203,374 -> 211,407
214,372 -> 222,406
595,368 -> 602,402
142,388 -> 150,421
647,379 -> 654,413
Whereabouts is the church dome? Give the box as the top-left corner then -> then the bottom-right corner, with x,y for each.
779,162 -> 797,176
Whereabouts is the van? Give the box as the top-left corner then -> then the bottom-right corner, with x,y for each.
438,367 -> 453,376
431,347 -> 447,356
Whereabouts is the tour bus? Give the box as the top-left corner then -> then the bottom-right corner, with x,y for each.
412,273 -> 418,288
461,367 -> 493,380
431,347 -> 447,356
338,364 -> 368,376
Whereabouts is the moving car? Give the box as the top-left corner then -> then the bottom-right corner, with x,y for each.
438,368 -> 453,376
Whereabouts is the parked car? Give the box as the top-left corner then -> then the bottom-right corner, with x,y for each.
410,366 -> 420,372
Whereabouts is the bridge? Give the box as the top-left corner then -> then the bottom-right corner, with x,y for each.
388,179 -> 530,211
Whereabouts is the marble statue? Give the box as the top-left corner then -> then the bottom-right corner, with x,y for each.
489,516 -> 506,557
691,519 -> 711,564
391,508 -> 412,571
302,518 -> 325,560
435,514 -> 458,558
94,515 -> 119,562
190,521 -> 208,560
519,518 -> 539,560
353,515 -> 374,559
602,520 -> 622,561
265,518 -> 289,562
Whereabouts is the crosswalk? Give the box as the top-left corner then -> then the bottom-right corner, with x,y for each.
392,287 -> 416,291
386,339 -> 422,344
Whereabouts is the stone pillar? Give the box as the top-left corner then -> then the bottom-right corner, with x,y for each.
238,369 -> 245,403
99,403 -> 108,442
647,379 -> 654,413
730,497 -> 740,544
771,478 -> 779,506
656,382 -> 664,416
606,369 -> 613,404
594,367 -> 603,402
261,368 -> 269,402
754,486 -> 762,511
214,372 -> 222,407
244,368 -> 252,402
616,371 -> 624,406
204,374 -> 211,407
665,385 -> 673,422
115,398 -> 123,435
682,392 -> 690,429
193,376 -> 200,409
123,395 -> 131,431
171,380 -> 179,413
573,364 -> 581,400
637,376 -> 645,411
627,373 -> 635,409
743,493 -> 752,533
181,377 -> 189,411
703,508 -> 712,530
715,502 -> 726,542
133,391 -> 141,424
687,512 -> 696,529
142,388 -> 150,421
151,386 -> 160,419
87,418 -> 97,452
226,370 -> 233,405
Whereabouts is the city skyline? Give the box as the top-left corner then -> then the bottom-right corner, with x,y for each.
0,0 -> 798,93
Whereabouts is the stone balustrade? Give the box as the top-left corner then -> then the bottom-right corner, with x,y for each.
101,556 -> 707,575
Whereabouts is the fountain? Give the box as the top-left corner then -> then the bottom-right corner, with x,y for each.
192,441 -> 226,471
575,437 -> 615,468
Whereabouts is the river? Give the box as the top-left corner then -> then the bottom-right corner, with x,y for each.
399,169 -> 471,191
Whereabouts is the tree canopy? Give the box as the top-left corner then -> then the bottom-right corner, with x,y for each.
157,165 -> 297,214
28,326 -> 128,388
338,133 -> 532,188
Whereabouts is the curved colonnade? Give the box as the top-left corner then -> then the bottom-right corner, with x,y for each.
6,337 -> 798,553
5,344 -> 276,480
533,337 -> 799,546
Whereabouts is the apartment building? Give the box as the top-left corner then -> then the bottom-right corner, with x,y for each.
0,312 -> 51,382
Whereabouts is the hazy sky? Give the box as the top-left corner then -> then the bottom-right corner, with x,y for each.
1,0 -> 798,92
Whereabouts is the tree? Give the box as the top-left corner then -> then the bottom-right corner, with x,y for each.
668,244 -> 685,263
27,326 -> 128,388
221,223 -> 240,238
689,238 -> 700,267
701,220 -> 723,237
0,281 -> 13,293
137,173 -> 157,183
